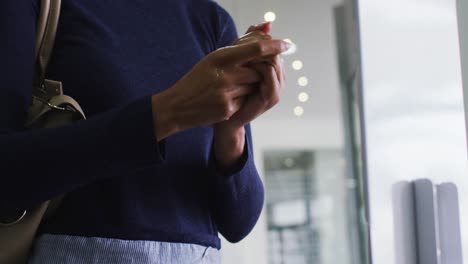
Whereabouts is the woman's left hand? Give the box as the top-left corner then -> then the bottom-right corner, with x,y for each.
213,23 -> 286,172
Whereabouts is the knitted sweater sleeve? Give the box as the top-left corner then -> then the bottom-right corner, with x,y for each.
208,3 -> 265,243
0,0 -> 165,212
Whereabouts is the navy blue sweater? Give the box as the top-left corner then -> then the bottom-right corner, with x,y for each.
0,0 -> 264,249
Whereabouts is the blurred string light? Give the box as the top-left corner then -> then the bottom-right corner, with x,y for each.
298,92 -> 309,102
282,38 -> 297,56
264,11 -> 307,119
294,106 -> 304,116
264,11 -> 276,22
298,76 -> 308,87
292,60 -> 303,70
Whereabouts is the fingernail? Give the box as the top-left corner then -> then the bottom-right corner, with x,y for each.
283,41 -> 292,50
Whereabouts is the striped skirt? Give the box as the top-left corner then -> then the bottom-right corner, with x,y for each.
28,234 -> 221,264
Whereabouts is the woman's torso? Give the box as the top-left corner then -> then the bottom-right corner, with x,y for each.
35,0 -> 231,251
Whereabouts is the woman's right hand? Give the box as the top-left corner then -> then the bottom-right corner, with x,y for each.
151,39 -> 290,141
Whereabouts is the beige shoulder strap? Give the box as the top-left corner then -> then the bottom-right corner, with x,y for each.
34,0 -> 62,88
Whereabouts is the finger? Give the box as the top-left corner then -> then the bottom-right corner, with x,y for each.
228,66 -> 262,84
226,97 -> 246,120
235,31 -> 266,45
242,31 -> 268,39
215,40 -> 291,66
263,55 -> 282,85
257,64 -> 281,109
266,56 -> 285,88
262,22 -> 272,34
247,56 -> 282,85
278,59 -> 285,88
220,66 -> 261,86
229,84 -> 258,98
235,32 -> 272,46
281,56 -> 286,84
246,55 -> 275,65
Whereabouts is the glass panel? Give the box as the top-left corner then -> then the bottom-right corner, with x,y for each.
358,0 -> 468,263
459,0 -> 468,126
263,150 -> 355,264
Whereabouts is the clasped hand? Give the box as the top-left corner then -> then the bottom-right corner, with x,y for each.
215,22 -> 286,132
151,22 -> 288,170
152,22 -> 287,135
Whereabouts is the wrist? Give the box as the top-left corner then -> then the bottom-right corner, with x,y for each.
214,121 -> 244,136
151,91 -> 180,142
213,123 -> 246,172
